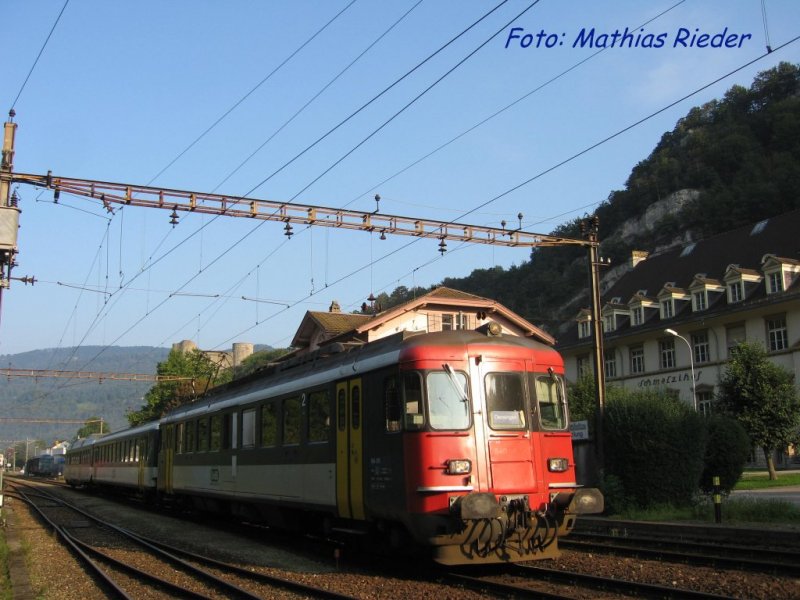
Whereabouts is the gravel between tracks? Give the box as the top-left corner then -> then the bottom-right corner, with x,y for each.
5,480 -> 800,599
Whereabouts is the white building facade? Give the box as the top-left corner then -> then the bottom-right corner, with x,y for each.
558,211 -> 800,415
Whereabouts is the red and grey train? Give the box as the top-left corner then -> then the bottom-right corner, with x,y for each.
65,326 -> 602,565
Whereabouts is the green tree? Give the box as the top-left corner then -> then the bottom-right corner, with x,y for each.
716,341 -> 800,480
75,416 -> 109,439
233,347 -> 291,379
127,348 -> 227,426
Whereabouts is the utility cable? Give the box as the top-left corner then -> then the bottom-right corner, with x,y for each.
59,0 -> 528,367
214,0 -> 424,192
287,0 -> 542,202
9,0 -> 70,111
241,0 -> 513,199
209,35 -> 800,350
339,0 -> 687,213
145,0 -> 358,187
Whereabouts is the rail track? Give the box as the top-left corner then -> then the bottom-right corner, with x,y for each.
564,530 -> 800,576
6,478 -> 356,599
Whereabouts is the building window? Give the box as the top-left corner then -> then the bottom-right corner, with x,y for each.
728,281 -> 743,303
726,323 -> 746,357
697,390 -> 713,416
578,320 -> 591,339
631,306 -> 643,326
604,315 -> 614,332
442,313 -> 468,331
691,330 -> 710,364
630,346 -> 645,374
660,299 -> 674,319
693,290 -> 707,311
604,350 -> 617,379
766,271 -> 783,294
576,355 -> 591,378
659,339 -> 675,369
766,315 -> 788,351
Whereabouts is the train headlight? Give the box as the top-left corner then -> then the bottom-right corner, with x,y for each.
446,459 -> 472,475
548,457 -> 569,472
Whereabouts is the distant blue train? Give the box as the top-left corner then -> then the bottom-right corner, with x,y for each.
24,454 -> 65,478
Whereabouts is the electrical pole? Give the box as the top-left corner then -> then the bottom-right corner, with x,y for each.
582,216 -> 606,473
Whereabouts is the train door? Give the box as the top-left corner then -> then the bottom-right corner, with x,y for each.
335,378 -> 365,520
477,358 -> 538,493
159,424 -> 175,494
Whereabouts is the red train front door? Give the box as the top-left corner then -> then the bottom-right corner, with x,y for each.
336,378 -> 365,520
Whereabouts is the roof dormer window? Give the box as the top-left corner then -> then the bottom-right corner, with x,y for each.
761,254 -> 800,295
631,306 -> 644,325
723,264 -> 761,304
579,319 -> 591,339
728,280 -> 743,303
767,271 -> 783,294
693,290 -> 707,311
660,299 -> 674,319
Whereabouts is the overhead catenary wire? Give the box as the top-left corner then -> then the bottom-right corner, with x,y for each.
45,0 -> 536,376
240,0 -> 516,199
38,0 -> 359,388
210,36 -> 800,351
8,0 -> 70,111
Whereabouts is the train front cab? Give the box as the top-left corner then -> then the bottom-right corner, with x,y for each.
362,331 -> 603,565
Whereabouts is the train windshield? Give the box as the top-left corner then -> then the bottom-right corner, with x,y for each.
426,370 -> 471,430
485,372 -> 526,430
531,371 -> 568,430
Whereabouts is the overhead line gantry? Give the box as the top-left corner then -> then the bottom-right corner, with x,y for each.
0,113 -> 607,467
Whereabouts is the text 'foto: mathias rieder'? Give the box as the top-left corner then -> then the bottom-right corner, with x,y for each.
505,26 -> 753,50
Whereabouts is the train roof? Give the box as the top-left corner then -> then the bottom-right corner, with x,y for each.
162,329 -> 563,423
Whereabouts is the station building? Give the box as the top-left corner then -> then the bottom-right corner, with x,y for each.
557,209 -> 800,417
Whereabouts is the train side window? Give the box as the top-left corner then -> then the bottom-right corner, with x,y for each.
402,372 -> 424,430
261,402 -> 278,447
532,373 -> 568,430
210,415 -> 222,451
284,396 -> 302,445
426,371 -> 470,430
308,390 -> 330,443
351,387 -> 361,430
485,372 -> 526,430
242,408 -> 256,448
186,420 -> 196,453
337,389 -> 346,431
176,422 -> 185,454
223,413 -> 236,450
198,417 -> 209,452
384,376 -> 401,432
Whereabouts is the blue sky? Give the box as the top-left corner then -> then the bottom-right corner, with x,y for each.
1,0 -> 798,359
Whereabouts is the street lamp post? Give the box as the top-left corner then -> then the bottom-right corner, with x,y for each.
665,328 -> 697,412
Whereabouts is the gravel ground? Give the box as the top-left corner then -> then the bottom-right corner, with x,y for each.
4,480 -> 800,599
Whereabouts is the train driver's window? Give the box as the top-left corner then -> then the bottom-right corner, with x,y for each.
533,373 -> 568,430
426,371 -> 470,430
485,372 -> 526,430
242,408 -> 256,448
384,376 -> 402,432
402,372 -> 424,430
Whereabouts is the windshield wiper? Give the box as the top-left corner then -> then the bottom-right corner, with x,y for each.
442,363 -> 469,403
